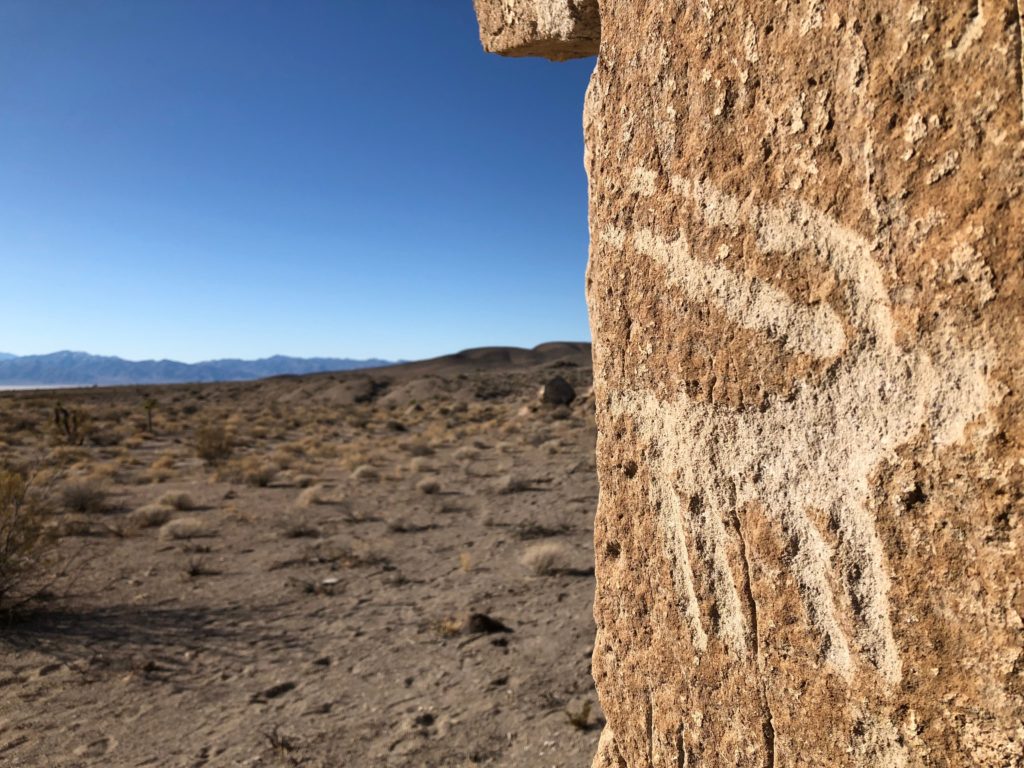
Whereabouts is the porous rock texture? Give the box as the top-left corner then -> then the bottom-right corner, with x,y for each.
472,0 -> 599,60
474,0 -> 1024,765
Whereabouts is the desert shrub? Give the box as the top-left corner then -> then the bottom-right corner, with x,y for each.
157,491 -> 196,511
403,443 -> 435,457
520,541 -> 572,576
452,446 -> 478,461
295,484 -> 326,507
416,478 -> 441,495
195,422 -> 233,464
351,464 -> 379,482
242,460 -> 278,488
61,480 -> 109,514
495,475 -> 532,494
409,457 -> 437,473
566,700 -> 593,730
158,516 -> 215,541
128,503 -> 173,529
0,469 -> 56,611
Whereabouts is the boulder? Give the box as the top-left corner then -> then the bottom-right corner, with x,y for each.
473,0 -> 1024,765
541,375 -> 576,405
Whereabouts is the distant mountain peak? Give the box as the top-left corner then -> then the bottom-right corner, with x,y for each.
0,351 -> 391,388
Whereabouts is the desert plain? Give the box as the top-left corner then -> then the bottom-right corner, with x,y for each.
0,342 -> 601,767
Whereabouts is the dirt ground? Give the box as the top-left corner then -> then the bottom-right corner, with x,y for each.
0,343 -> 602,767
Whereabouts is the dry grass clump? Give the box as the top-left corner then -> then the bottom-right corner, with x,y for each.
158,516 -> 215,541
495,475 -> 532,494
129,503 -> 173,529
293,483 -> 346,508
452,446 -> 478,461
157,491 -> 196,511
289,473 -> 318,488
242,460 -> 278,488
217,457 -> 278,487
520,541 -> 572,576
402,443 -> 435,458
0,468 -> 56,610
294,484 -> 327,507
195,422 -> 233,464
416,478 -> 441,495
61,480 -> 109,514
351,464 -> 380,482
150,452 -> 178,472
409,457 -> 437,473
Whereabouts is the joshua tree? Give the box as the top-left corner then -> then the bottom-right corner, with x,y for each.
53,402 -> 89,446
143,396 -> 157,433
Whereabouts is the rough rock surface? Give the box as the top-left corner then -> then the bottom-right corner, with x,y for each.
472,0 -> 599,60
474,0 -> 1024,765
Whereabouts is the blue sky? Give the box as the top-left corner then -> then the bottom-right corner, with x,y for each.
0,1 -> 594,363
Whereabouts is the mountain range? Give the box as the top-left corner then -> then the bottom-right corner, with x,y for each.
0,351 -> 391,387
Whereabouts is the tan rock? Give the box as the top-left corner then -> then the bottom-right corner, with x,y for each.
472,0 -> 599,61
473,0 -> 1024,765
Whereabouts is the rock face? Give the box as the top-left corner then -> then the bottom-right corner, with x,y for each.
472,0 -> 599,60
474,0 -> 1024,765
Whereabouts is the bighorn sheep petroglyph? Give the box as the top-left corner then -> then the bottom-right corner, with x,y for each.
601,174 -> 995,685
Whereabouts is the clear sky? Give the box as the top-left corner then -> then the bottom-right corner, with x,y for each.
0,1 -> 594,363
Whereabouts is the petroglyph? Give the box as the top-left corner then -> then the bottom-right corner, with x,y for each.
601,176 -> 996,684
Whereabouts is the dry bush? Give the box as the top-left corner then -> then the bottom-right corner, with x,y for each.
48,446 -> 89,467
216,456 -> 278,487
294,484 -> 325,507
452,446 -> 478,461
53,514 -> 108,538
159,516 -> 215,541
242,460 -> 278,488
566,700 -> 593,731
416,478 -> 441,495
520,541 -> 573,576
150,452 -> 178,472
310,539 -> 387,569
281,521 -> 321,539
61,480 -> 109,514
128,503 -> 173,529
157,491 -> 196,511
495,475 -> 533,494
146,465 -> 174,484
409,457 -> 437,474
351,464 -> 379,482
195,422 -> 233,464
0,468 -> 57,611
402,443 -> 435,457
87,461 -> 122,482
294,484 -> 345,508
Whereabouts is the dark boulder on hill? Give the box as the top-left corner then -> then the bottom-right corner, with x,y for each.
541,376 -> 576,406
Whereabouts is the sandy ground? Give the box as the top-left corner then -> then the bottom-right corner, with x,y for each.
0,344 -> 602,767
